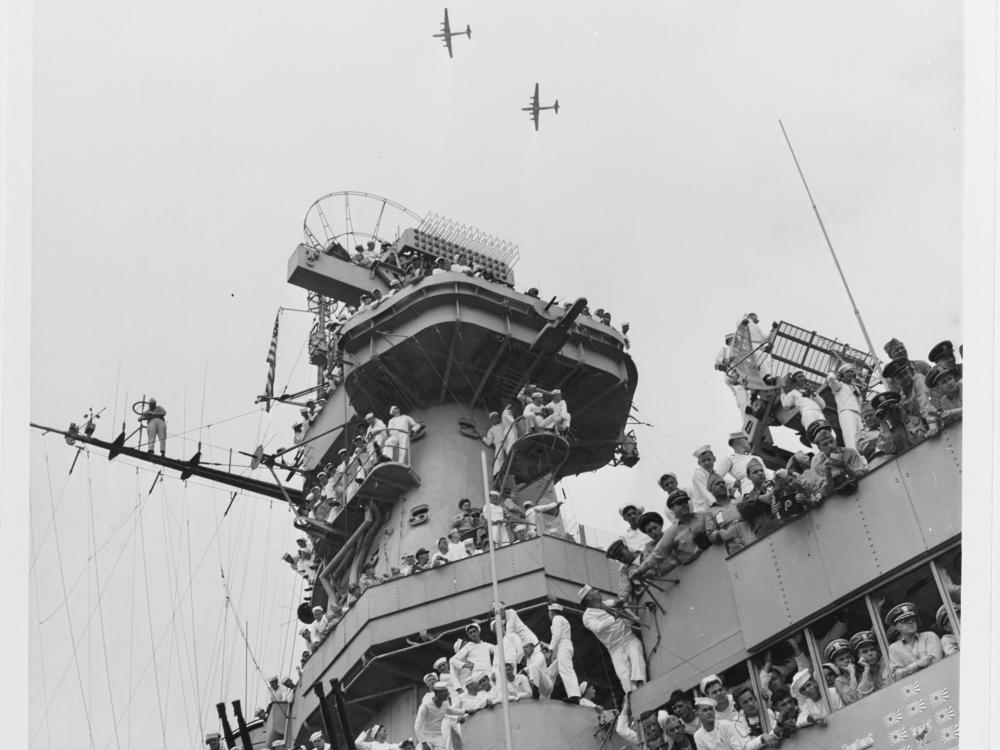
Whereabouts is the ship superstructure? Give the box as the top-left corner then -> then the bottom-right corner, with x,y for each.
265,192 -> 641,748
244,193 -> 960,750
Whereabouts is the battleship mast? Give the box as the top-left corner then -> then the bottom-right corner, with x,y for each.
277,192 -> 639,747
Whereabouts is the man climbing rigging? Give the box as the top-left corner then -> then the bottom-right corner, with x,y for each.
138,397 -> 167,455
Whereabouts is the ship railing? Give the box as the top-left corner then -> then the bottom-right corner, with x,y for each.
313,425 -> 423,512
488,412 -> 570,475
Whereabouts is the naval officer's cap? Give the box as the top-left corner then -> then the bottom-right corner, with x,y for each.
936,603 -> 959,630
885,602 -> 920,627
849,630 -> 878,652
925,363 -> 959,389
604,539 -> 627,559
927,340 -> 955,362
805,419 -> 833,444
881,359 -> 912,380
666,490 -> 692,509
824,638 -> 852,661
871,390 -> 902,416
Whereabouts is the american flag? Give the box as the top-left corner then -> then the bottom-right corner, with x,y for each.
263,311 -> 280,411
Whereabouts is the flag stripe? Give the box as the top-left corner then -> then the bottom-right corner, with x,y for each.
263,311 -> 280,411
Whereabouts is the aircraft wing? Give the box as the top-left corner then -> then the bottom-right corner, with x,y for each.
532,84 -> 540,130
443,9 -> 453,57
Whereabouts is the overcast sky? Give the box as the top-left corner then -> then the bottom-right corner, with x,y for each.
25,1 -> 965,747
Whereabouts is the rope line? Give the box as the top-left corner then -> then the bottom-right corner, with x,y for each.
138,486 -> 169,749
86,452 -> 123,750
41,437 -> 98,750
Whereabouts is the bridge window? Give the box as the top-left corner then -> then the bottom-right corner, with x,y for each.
871,563 -> 946,683
807,599 -> 877,712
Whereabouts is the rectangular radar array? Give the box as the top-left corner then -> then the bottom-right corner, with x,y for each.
404,212 -> 520,285
769,321 -> 879,390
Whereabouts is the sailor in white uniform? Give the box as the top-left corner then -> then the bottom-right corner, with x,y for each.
364,412 -> 389,465
384,405 -> 421,463
579,585 -> 646,694
523,498 -> 563,538
453,622 -> 495,680
484,490 -> 510,546
779,373 -> 826,434
481,411 -> 509,476
522,391 -> 548,429
715,333 -> 749,420
714,432 -> 769,490
825,364 -> 864,450
689,445 -> 717,515
619,503 -> 652,552
545,603 -> 581,701
414,682 -> 466,750
540,389 -> 571,432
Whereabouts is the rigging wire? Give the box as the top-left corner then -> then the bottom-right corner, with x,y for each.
126,473 -> 139,750
28,529 -> 56,750
138,482 -> 170,749
41,437 -> 98,750
85,452 -> 123,750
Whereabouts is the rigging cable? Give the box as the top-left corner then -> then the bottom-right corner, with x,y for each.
138,477 -> 170,749
41,436 -> 98,750
126,472 -> 139,750
85,452 -> 123,750
29,526 -> 56,750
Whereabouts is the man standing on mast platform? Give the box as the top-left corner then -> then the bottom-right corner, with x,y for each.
138,397 -> 167,455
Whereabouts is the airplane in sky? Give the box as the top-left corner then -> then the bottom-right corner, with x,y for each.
433,8 -> 471,58
521,83 -> 559,131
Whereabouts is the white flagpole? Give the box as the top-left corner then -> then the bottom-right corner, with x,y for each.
480,450 -> 514,750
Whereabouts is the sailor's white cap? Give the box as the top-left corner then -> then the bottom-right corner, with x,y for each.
310,731 -> 324,741
551,389 -> 561,395
547,602 -> 563,612
489,490 -> 500,497
699,674 -> 722,693
433,657 -> 448,670
618,502 -> 643,516
694,697 -> 716,708
523,500 -> 534,507
365,412 -> 375,420
532,391 -> 543,398
577,584 -> 594,601
791,669 -> 812,693
432,680 -> 450,691
692,444 -> 713,458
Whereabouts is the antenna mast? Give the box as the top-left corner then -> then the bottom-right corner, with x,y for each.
778,120 -> 883,374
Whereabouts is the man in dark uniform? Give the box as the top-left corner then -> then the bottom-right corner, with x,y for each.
883,337 -> 931,376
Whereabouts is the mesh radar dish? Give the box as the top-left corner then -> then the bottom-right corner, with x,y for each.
302,191 -> 423,254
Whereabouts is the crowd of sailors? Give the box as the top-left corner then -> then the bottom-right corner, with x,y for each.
293,240 -> 630,446
268,317 -> 961,748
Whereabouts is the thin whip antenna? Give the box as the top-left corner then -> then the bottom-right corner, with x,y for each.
778,120 -> 883,378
